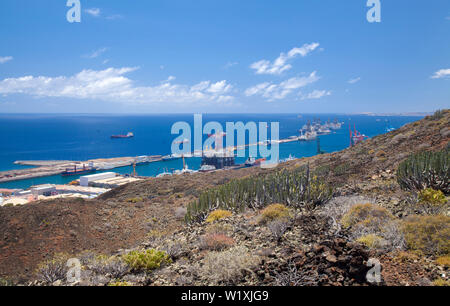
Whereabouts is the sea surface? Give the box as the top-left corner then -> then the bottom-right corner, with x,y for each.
0,113 -> 424,190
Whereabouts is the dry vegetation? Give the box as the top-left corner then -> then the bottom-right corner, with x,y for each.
0,110 -> 449,286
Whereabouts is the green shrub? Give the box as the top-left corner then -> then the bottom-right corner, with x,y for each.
185,166 -> 333,223
416,188 -> 448,214
0,277 -> 13,286
122,249 -> 171,272
418,188 -> 447,205
396,149 -> 449,194
401,215 -> 450,256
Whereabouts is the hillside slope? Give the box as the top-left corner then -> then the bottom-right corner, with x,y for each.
0,110 -> 448,284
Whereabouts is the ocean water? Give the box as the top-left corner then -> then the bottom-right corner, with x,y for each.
0,113 -> 423,190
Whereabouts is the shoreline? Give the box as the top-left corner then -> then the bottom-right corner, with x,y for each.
0,137 -> 304,184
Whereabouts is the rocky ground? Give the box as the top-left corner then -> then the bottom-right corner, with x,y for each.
0,110 -> 449,286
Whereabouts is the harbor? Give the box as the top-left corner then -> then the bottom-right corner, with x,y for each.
0,116 -> 393,204
0,134 -> 311,185
0,113 -> 420,197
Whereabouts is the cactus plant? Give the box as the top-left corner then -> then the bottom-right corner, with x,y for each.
185,165 -> 333,223
396,149 -> 449,194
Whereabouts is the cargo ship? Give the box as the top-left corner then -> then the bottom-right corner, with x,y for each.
111,132 -> 134,139
61,163 -> 97,176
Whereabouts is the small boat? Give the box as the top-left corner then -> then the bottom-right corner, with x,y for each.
385,120 -> 395,132
162,154 -> 181,161
156,171 -> 172,178
174,167 -> 196,175
111,132 -> 134,139
199,165 -> 216,172
281,155 -> 296,163
245,157 -> 256,167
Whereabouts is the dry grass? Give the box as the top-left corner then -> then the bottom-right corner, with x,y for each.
198,246 -> 260,285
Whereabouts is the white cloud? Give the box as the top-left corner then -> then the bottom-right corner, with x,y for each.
207,80 -> 232,94
106,14 -> 123,20
0,67 -> 234,105
85,8 -> 101,17
84,48 -> 108,59
245,71 -> 319,101
85,8 -> 123,20
431,69 -> 450,79
224,61 -> 238,69
0,56 -> 13,64
348,77 -> 361,84
250,43 -> 320,75
167,76 -> 176,82
300,89 -> 331,100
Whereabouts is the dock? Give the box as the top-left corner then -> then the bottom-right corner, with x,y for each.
0,136 -> 304,184
1,155 -> 162,183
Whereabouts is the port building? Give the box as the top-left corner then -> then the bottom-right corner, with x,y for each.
201,151 -> 235,169
79,172 -> 141,188
80,172 -> 116,187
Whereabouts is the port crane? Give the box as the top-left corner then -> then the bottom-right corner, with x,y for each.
349,124 -> 369,147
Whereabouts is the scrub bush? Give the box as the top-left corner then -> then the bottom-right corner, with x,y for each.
199,233 -> 235,251
122,249 -> 171,272
341,203 -> 394,230
199,246 -> 259,285
401,215 -> 450,256
418,188 -> 447,205
36,253 -> 71,284
436,255 -> 450,267
205,209 -> 232,223
258,204 -> 291,225
356,234 -> 384,249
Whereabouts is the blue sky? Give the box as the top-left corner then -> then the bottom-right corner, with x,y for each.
0,0 -> 449,113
